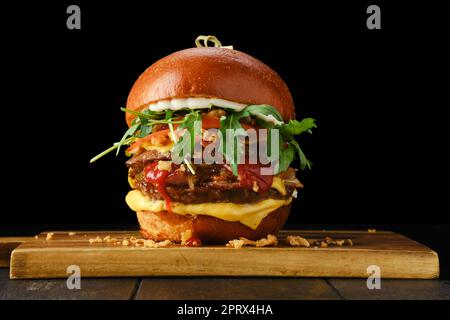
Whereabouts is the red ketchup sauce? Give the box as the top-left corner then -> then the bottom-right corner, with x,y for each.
143,162 -> 173,213
237,164 -> 273,194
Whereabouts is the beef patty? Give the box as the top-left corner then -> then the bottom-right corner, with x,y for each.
126,149 -> 299,205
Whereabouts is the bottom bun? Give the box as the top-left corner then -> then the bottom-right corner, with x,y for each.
136,204 -> 291,244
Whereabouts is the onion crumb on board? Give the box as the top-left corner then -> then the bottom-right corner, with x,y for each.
285,235 -> 354,248
87,234 -> 172,248
286,235 -> 310,247
226,234 -> 278,248
227,239 -> 245,249
143,239 -> 173,248
88,236 -> 102,244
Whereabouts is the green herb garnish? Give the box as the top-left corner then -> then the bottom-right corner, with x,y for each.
90,104 -> 316,176
217,104 -> 316,174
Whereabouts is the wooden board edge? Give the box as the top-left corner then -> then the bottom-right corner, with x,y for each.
0,238 -> 34,268
9,244 -> 29,279
279,230 -> 395,235
430,249 -> 440,279
9,244 -> 441,280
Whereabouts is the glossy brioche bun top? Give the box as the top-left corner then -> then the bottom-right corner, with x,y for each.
125,47 -> 295,126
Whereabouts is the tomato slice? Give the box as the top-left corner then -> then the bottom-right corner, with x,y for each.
126,129 -> 172,155
202,114 -> 221,129
237,164 -> 273,194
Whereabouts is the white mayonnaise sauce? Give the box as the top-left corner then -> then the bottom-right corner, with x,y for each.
148,98 -> 247,112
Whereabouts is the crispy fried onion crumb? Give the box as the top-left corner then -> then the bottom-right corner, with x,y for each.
368,229 -> 377,233
46,232 -> 54,240
143,239 -> 173,248
286,235 -> 310,247
227,239 -> 245,249
157,161 -> 173,172
88,235 -> 172,248
286,235 -> 354,248
103,235 -> 119,243
88,236 -> 102,244
121,236 -> 172,248
226,234 -> 278,249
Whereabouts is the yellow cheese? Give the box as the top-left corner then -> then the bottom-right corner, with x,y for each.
271,176 -> 286,195
128,176 -> 136,189
127,169 -> 136,189
142,142 -> 173,153
125,190 -> 292,229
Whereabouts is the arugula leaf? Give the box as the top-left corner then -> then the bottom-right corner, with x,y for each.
290,139 -> 312,170
138,114 -> 149,126
165,109 -> 173,120
91,103 -> 316,175
165,109 -> 177,143
241,105 -> 316,173
115,123 -> 139,156
219,113 -> 247,175
217,105 -> 316,175
244,104 -> 283,122
131,117 -> 140,126
254,118 -> 275,129
90,136 -> 135,163
136,124 -> 152,138
277,142 -> 296,174
120,107 -> 163,119
277,119 -> 315,171
279,118 -> 316,137
180,111 -> 202,153
171,110 -> 202,163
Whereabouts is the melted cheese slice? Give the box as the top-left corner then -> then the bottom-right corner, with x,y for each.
271,176 -> 286,195
142,142 -> 174,153
125,190 -> 292,229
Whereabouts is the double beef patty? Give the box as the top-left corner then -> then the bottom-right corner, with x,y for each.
126,149 -> 298,205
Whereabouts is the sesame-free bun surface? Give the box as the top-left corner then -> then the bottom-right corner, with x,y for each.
126,47 -> 295,125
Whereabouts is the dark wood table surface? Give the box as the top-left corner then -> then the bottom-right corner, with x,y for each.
0,269 -> 449,300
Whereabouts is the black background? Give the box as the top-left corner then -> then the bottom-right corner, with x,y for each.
1,2 -> 449,275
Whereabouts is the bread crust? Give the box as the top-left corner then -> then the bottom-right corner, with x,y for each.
126,47 -> 295,125
136,204 -> 291,244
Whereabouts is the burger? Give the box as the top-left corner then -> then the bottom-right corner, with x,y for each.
91,36 -> 316,245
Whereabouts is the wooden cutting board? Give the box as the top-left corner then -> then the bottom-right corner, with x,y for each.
4,230 -> 439,279
0,237 -> 32,268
